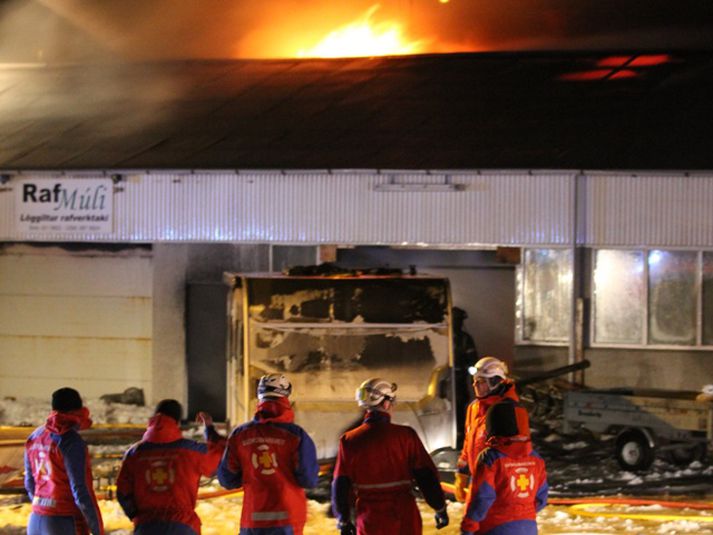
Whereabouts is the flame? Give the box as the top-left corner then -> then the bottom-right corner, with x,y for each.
297,5 -> 424,58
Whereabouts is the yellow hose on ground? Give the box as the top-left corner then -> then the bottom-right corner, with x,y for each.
568,502 -> 713,522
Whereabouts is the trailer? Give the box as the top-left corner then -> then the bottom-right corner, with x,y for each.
223,269 -> 456,460
563,388 -> 713,470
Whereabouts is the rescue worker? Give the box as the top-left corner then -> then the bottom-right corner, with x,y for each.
452,307 -> 479,444
24,387 -> 104,535
455,356 -> 525,503
461,399 -> 548,534
332,378 -> 449,535
116,399 -> 226,534
217,373 -> 319,535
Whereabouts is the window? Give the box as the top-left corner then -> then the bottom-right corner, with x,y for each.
702,252 -> 713,345
593,250 -> 644,344
594,249 -> 711,348
519,248 -> 572,343
647,250 -> 697,345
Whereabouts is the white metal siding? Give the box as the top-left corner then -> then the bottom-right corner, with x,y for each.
0,246 -> 153,399
5,171 -> 713,248
0,172 -> 573,246
585,174 -> 713,248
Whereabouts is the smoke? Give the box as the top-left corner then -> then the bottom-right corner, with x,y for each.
0,0 -> 111,62
1,0 -> 712,62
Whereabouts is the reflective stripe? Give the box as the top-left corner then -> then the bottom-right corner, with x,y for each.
355,480 -> 412,490
251,511 -> 289,521
32,496 -> 56,508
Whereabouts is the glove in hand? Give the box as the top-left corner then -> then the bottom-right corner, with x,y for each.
338,521 -> 356,535
435,509 -> 449,529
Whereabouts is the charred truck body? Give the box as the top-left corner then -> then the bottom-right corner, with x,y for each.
223,270 -> 456,459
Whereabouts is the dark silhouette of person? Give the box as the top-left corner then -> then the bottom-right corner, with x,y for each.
452,307 -> 478,447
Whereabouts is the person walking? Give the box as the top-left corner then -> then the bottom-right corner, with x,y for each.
332,378 -> 449,535
116,399 -> 226,534
461,399 -> 547,535
455,356 -> 528,503
218,374 -> 319,535
24,387 -> 104,535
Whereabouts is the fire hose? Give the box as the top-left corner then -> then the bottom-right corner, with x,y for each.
441,482 -> 713,523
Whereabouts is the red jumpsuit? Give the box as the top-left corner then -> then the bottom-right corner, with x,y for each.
332,410 -> 446,535
458,380 -> 521,477
24,408 -> 104,535
217,397 -> 319,535
461,435 -> 548,535
116,414 -> 226,534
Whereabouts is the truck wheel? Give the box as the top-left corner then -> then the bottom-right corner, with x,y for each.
615,429 -> 655,471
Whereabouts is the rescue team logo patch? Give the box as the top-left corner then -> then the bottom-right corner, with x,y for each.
252,444 -> 278,475
34,451 -> 51,482
144,460 -> 175,492
509,467 -> 535,498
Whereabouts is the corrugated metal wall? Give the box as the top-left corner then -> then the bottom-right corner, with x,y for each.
0,172 -> 574,246
585,174 -> 713,248
2,171 -> 713,247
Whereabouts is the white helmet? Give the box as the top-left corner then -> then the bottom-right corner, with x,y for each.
355,378 -> 397,408
257,374 -> 292,401
470,356 -> 508,379
470,356 -> 509,399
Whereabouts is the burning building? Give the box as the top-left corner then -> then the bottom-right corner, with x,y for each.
0,1 -> 713,420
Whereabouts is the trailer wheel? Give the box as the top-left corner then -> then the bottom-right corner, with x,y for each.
615,429 -> 655,471
667,443 -> 707,466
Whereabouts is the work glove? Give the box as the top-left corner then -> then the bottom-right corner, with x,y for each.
454,472 -> 469,503
196,411 -> 213,427
435,508 -> 449,529
337,521 -> 356,535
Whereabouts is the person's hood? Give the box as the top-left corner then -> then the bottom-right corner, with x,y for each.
477,380 -> 519,411
142,413 -> 183,443
254,397 -> 294,424
45,407 -> 92,434
486,435 -> 533,457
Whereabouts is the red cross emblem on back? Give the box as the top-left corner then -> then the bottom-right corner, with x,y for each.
509,467 -> 534,498
252,444 -> 278,475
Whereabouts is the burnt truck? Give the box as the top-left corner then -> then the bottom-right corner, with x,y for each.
223,270 -> 456,460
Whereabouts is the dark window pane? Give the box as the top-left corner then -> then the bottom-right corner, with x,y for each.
703,252 -> 713,345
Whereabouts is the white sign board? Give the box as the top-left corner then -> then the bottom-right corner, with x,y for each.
15,178 -> 113,234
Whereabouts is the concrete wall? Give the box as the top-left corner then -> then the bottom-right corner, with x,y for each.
514,345 -> 713,392
152,243 -> 271,406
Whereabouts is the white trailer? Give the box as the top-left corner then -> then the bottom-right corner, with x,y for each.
564,388 -> 713,470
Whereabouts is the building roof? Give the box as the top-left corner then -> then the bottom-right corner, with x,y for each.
1,51 -> 712,171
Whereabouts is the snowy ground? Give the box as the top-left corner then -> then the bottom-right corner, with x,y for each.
0,396 -> 155,427
1,491 -> 712,534
2,395 -> 712,534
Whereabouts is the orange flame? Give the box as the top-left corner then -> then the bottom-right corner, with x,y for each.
297,5 -> 425,58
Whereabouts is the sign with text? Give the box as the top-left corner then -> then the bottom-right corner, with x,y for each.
15,178 -> 113,234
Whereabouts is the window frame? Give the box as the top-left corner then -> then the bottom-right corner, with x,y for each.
516,247 -> 573,346
591,247 -> 711,350
591,248 -> 646,346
